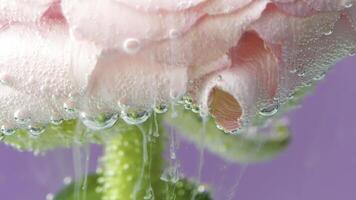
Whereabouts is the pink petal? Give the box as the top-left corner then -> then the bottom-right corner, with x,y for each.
0,87 -> 56,126
151,0 -> 269,71
302,0 -> 355,11
115,0 -> 207,11
0,24 -> 101,123
195,32 -> 279,132
346,5 -> 356,31
61,0 -> 204,50
252,7 -> 356,101
203,0 -> 253,15
251,5 -> 340,44
275,0 -> 317,17
0,0 -> 54,23
82,50 -> 188,111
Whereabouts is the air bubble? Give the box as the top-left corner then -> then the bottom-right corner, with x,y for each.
183,95 -> 193,105
121,107 -> 151,125
154,104 -> 168,114
14,109 -> 31,125
259,103 -> 279,117
63,176 -> 72,185
323,30 -> 333,36
197,185 -> 206,193
28,124 -> 46,136
143,187 -> 154,200
63,99 -> 76,114
80,112 -> 119,131
289,68 -> 297,74
184,104 -> 192,110
169,29 -> 180,39
345,2 -> 353,8
123,38 -> 141,54
46,193 -> 54,200
191,105 -> 200,113
297,70 -> 305,77
50,117 -> 63,126
0,72 -> 11,85
1,124 -> 16,136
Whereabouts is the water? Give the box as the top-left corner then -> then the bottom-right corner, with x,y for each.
72,125 -> 91,200
259,103 -> 279,117
80,112 -> 119,131
0,124 -> 16,136
121,108 -> 151,125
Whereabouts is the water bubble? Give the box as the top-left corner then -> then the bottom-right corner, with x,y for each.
0,72 -> 11,85
154,104 -> 168,114
144,187 -> 154,200
184,104 -> 192,110
323,30 -> 333,36
313,73 -> 326,81
50,116 -> 63,126
63,176 -> 72,185
121,107 -> 151,125
191,105 -> 200,113
345,2 -> 353,8
80,112 -> 119,131
229,128 -> 243,135
46,193 -> 54,200
297,70 -> 305,77
259,103 -> 279,117
216,124 -> 224,131
63,99 -> 76,114
123,38 -> 141,54
28,123 -> 46,136
1,124 -> 16,136
14,109 -> 31,125
169,29 -> 180,39
160,167 -> 180,183
197,185 -> 206,193
183,95 -> 193,105
289,68 -> 297,74
170,151 -> 176,160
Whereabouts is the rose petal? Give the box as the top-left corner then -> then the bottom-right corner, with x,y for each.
115,0 -> 207,11
203,0 -> 253,15
252,7 -> 356,101
251,5 -> 340,44
346,5 -> 356,31
152,0 -> 269,70
82,50 -> 188,111
0,0 -> 54,23
0,86 -> 57,126
280,15 -> 356,96
275,0 -> 316,17
61,0 -> 204,50
302,0 -> 355,11
195,32 -> 279,131
0,24 -> 101,122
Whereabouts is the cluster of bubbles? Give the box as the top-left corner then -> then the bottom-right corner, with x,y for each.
0,100 -> 170,138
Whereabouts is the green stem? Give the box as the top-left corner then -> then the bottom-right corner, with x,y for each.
99,116 -> 165,200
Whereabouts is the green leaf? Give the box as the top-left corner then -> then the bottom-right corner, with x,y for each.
54,174 -> 101,200
165,107 -> 290,163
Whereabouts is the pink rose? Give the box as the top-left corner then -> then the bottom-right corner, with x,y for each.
0,0 -> 355,133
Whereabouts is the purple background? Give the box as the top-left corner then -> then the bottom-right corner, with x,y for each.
0,56 -> 355,200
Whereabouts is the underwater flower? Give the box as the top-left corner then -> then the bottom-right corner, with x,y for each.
0,0 -> 355,134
